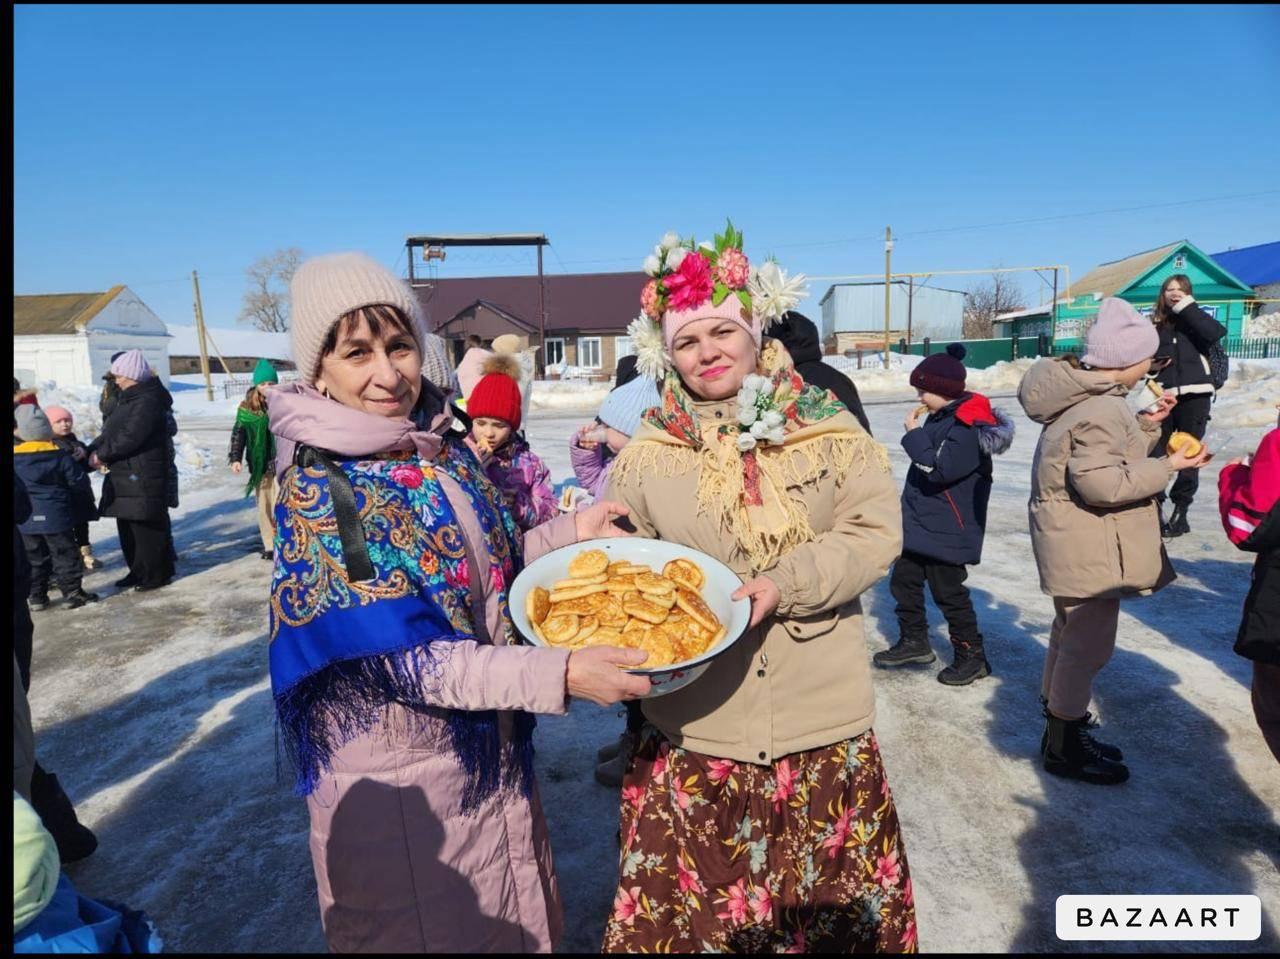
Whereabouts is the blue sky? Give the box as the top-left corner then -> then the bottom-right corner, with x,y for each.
15,4 -> 1280,330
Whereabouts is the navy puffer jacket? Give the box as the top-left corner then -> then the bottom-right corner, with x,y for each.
14,440 -> 85,535
900,393 -> 1015,565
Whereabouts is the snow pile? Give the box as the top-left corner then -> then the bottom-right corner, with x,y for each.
531,379 -> 612,412
1209,358 -> 1280,436
1247,313 -> 1280,337
33,381 -> 105,441
175,434 -> 215,481
838,356 -> 1038,397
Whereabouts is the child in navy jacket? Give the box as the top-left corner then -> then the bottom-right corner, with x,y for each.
875,344 -> 1014,684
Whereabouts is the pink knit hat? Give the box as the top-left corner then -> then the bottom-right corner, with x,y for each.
1081,298 -> 1160,369
288,252 -> 431,384
110,349 -> 153,382
663,294 -> 760,352
44,405 -> 73,425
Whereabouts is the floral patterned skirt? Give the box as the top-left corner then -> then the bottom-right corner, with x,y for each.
602,727 -> 917,954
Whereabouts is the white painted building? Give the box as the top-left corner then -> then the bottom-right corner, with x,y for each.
14,286 -> 170,388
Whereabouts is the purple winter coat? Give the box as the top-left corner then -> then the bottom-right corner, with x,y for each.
568,436 -> 615,503
270,380 -> 579,953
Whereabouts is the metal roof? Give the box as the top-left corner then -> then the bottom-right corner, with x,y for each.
415,271 -> 645,334
1210,241 -> 1280,288
1069,241 -> 1183,300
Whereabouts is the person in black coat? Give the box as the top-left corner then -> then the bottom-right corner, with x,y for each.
768,311 -> 872,434
1149,274 -> 1228,536
874,344 -> 1015,685
13,406 -> 99,610
89,352 -> 176,591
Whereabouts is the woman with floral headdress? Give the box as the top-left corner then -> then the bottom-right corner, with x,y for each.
601,223 -> 916,953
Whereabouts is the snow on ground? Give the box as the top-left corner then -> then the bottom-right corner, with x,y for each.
25,368 -> 1280,953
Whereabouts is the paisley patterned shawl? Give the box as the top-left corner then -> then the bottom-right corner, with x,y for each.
268,433 -> 532,812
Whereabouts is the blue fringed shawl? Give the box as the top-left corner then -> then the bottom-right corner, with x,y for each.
268,436 -> 531,813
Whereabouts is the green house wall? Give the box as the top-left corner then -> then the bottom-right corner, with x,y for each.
1052,241 -> 1254,348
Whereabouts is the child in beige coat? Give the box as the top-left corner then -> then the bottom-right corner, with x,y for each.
1018,298 -> 1210,785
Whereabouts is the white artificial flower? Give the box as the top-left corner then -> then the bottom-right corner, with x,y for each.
736,432 -> 758,452
626,312 -> 669,380
699,240 -> 715,252
749,260 -> 810,331
643,254 -> 661,277
739,387 -> 759,408
666,247 -> 687,270
765,426 -> 786,445
746,374 -> 772,393
737,405 -> 758,427
660,231 -> 681,251
750,420 -> 769,439
761,409 -> 785,428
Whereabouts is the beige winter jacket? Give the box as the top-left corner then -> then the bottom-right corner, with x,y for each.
1018,357 -> 1177,599
606,396 -> 902,766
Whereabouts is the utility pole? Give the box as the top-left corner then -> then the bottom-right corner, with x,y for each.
537,243 -> 546,377
883,227 -> 894,369
191,270 -> 213,401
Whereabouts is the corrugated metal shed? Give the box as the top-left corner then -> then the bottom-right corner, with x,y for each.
819,281 -> 966,343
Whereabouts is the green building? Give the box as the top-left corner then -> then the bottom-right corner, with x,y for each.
995,240 -> 1256,349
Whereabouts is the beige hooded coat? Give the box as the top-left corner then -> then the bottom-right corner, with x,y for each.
1018,357 -> 1177,599
606,394 -> 902,765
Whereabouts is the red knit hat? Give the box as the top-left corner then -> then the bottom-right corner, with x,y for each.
466,355 -> 523,430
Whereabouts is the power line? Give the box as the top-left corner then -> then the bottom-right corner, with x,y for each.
550,188 -> 1279,267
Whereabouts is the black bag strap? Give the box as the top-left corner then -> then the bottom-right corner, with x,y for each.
294,444 -> 376,583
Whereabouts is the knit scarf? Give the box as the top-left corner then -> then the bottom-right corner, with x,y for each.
235,404 -> 274,496
268,394 -> 532,814
611,339 -> 888,571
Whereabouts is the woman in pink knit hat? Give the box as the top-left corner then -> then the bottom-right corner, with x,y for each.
601,223 -> 915,953
1018,298 -> 1211,786
265,251 -> 650,953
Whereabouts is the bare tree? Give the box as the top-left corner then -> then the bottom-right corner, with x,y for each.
238,248 -> 303,331
963,273 -> 1027,339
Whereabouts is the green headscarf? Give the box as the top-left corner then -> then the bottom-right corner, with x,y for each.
235,403 -> 275,496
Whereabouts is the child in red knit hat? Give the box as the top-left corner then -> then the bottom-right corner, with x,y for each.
465,355 -> 557,531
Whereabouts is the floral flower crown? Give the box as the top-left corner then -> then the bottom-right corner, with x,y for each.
627,220 -> 809,380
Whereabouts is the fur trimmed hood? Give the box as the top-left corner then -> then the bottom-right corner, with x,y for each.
977,408 -> 1016,456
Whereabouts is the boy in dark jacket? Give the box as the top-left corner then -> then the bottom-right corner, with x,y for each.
875,343 -> 1014,684
769,311 -> 872,434
13,406 -> 100,611
45,405 -> 101,570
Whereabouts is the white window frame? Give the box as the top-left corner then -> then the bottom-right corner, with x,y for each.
577,336 -> 602,369
543,337 -> 566,367
614,335 -> 634,361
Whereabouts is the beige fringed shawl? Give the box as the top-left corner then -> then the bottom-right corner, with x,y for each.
611,340 -> 888,570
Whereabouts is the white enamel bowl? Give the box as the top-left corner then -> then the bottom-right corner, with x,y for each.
508,537 -> 751,698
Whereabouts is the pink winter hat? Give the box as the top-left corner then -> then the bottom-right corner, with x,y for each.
110,349 -> 153,382
663,294 -> 760,352
44,405 -> 73,425
1081,298 -> 1160,369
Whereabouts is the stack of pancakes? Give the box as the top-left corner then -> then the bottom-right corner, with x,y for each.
524,549 -> 726,667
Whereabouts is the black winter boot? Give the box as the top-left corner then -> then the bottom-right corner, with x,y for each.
29,766 -> 99,862
28,593 -> 50,612
1164,503 -> 1190,538
62,587 -> 101,610
1042,714 -> 1130,785
874,634 -> 936,668
937,637 -> 991,685
1038,697 -> 1122,760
